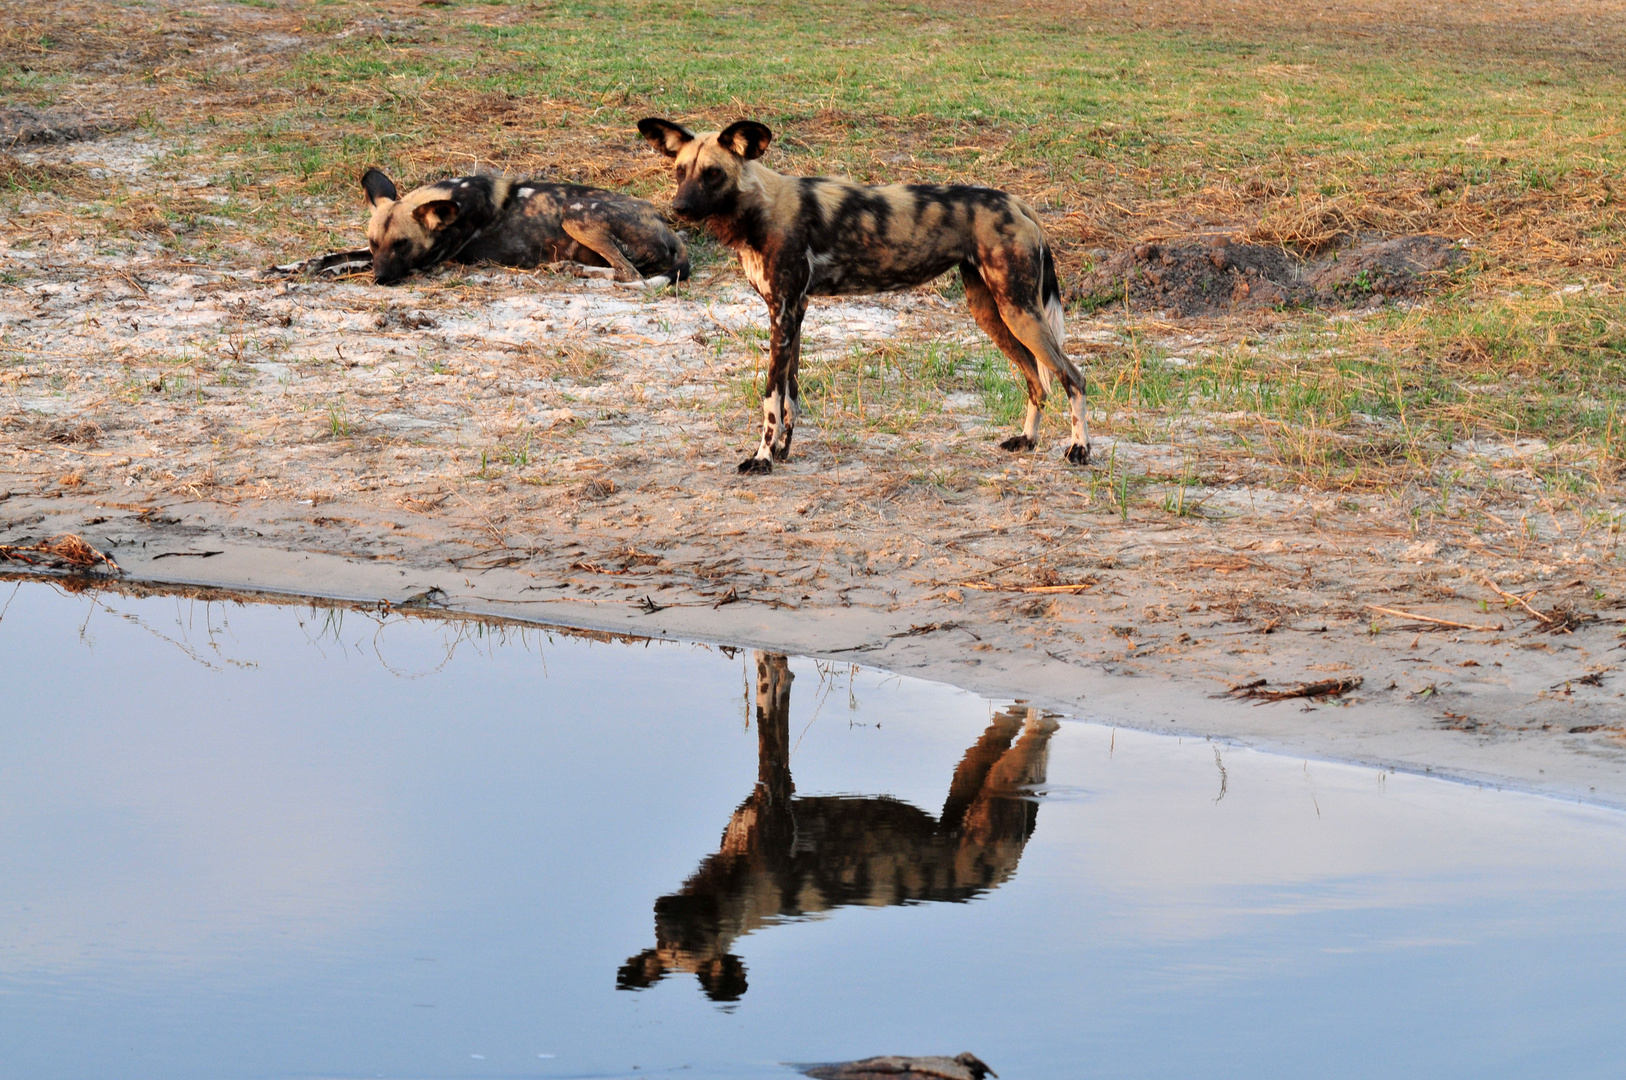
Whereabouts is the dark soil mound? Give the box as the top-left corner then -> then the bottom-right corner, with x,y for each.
1077,234 -> 1459,317
1304,235 -> 1461,302
0,106 -> 102,147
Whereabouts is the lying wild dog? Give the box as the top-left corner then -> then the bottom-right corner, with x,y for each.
638,117 -> 1090,473
359,167 -> 690,288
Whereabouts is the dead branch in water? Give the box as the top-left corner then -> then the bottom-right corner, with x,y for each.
0,534 -> 122,575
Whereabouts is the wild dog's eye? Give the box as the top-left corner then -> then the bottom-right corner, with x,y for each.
703,166 -> 723,182
674,165 -> 687,181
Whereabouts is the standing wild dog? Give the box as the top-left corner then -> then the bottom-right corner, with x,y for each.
637,117 -> 1090,473
360,168 -> 690,287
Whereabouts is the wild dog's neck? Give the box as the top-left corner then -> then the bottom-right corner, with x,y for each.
702,161 -> 783,253
448,175 -> 512,231
422,175 -> 511,267
487,176 -> 515,220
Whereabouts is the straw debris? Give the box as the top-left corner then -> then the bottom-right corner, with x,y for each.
0,534 -> 123,576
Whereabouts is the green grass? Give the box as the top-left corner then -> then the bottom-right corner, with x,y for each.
275,0 -> 1624,186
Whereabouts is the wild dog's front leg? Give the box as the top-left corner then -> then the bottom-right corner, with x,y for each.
739,265 -> 809,474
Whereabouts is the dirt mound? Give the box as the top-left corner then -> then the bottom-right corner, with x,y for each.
1304,235 -> 1462,302
1078,235 -> 1460,316
0,106 -> 103,147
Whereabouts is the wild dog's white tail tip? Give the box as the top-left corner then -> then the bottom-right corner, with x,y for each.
1045,294 -> 1065,348
1042,247 -> 1065,348
615,274 -> 673,290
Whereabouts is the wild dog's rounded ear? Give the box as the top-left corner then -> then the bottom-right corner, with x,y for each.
361,167 -> 398,205
637,118 -> 695,159
718,121 -> 772,160
412,199 -> 458,231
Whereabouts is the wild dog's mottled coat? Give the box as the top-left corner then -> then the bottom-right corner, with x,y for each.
360,168 -> 689,287
637,117 -> 1089,473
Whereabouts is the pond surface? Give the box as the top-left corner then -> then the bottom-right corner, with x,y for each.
2,579 -> 1625,1080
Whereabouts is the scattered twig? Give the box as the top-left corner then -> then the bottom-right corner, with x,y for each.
828,640 -> 888,653
1550,672 -> 1607,692
887,620 -> 983,642
965,529 -> 1089,577
151,549 -> 223,560
1479,578 -> 1596,634
711,585 -> 739,609
570,560 -> 624,575
1365,604 -> 1503,631
1536,604 -> 1595,634
1226,676 -> 1362,703
1480,576 -> 1554,623
116,269 -> 149,297
456,553 -> 528,570
956,578 -> 1097,594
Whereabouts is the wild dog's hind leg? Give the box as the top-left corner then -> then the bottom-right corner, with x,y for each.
961,262 -> 1047,452
560,218 -> 647,283
990,280 -> 1091,466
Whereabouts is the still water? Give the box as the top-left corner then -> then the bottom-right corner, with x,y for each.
2,580 -> 1624,1080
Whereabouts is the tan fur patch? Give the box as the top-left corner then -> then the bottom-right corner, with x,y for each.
811,181 -> 846,225
368,188 -> 442,256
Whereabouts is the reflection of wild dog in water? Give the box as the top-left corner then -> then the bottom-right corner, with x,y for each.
637,117 -> 1090,474
359,168 -> 690,287
617,652 -> 1058,1002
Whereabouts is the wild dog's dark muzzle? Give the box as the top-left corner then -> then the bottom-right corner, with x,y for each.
371,259 -> 408,285
671,175 -> 736,221
670,181 -> 707,219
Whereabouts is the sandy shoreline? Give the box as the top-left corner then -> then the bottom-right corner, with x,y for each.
4,489 -> 1624,809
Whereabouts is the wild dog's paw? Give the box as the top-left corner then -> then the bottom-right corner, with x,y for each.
770,442 -> 793,462
999,434 -> 1037,452
738,455 -> 774,475
1063,441 -> 1092,466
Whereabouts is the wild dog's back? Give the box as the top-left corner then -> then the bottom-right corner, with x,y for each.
793,180 -> 1053,298
465,181 -> 690,282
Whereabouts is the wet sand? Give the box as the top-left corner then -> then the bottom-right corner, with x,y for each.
4,480 -> 1623,808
